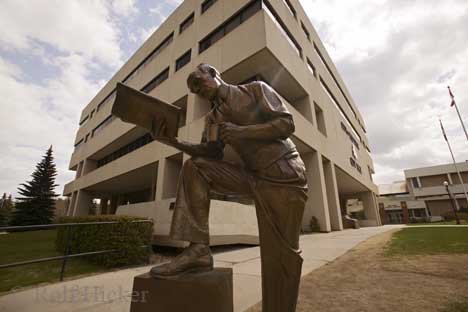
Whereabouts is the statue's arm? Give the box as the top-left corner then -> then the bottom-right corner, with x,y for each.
151,110 -> 223,159
219,81 -> 295,143
219,117 -> 294,143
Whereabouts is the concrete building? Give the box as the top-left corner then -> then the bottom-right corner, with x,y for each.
63,0 -> 380,245
378,181 -> 429,224
405,162 -> 468,217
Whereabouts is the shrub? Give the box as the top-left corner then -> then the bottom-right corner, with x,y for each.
441,211 -> 468,221
56,215 -> 153,268
310,216 -> 321,232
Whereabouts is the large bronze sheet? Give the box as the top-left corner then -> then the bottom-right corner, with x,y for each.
112,82 -> 181,138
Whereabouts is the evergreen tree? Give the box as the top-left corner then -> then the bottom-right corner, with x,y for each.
11,146 -> 58,225
0,193 -> 13,226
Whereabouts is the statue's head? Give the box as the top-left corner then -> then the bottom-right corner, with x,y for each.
187,63 -> 221,101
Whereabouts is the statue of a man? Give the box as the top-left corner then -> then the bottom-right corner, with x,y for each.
151,63 -> 308,312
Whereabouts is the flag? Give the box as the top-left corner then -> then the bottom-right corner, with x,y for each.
440,118 -> 448,141
448,86 -> 456,107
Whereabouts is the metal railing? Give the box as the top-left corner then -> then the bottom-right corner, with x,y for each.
0,220 -> 153,281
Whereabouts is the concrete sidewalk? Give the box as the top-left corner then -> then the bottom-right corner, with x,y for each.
0,225 -> 403,312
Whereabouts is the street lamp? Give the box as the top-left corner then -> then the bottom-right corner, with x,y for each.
443,181 -> 461,225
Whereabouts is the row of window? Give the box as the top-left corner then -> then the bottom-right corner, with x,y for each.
313,42 -> 366,133
282,0 -> 296,18
92,115 -> 115,137
97,134 -> 154,168
350,157 -> 362,174
269,0 -> 367,140
263,0 -> 302,57
341,122 -> 360,150
199,0 -> 262,53
320,77 -> 361,144
77,0 -> 365,161
78,0 -> 217,129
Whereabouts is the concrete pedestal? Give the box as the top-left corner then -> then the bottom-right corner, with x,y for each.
129,268 -> 233,312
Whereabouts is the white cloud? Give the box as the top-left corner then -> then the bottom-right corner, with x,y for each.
111,0 -> 139,17
0,55 -> 101,197
0,0 -> 123,67
0,0 -> 132,197
300,0 -> 468,185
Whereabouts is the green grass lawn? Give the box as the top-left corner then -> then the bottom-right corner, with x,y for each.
407,220 -> 467,226
385,227 -> 468,256
0,230 -> 105,294
441,300 -> 468,312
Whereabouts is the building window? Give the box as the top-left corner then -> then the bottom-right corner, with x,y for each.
97,134 -> 154,168
314,102 -> 326,136
141,67 -> 170,93
180,12 -> 194,34
301,22 -> 311,41
74,139 -> 84,152
320,77 -> 361,144
123,32 -> 174,84
199,0 -> 262,53
92,115 -> 115,137
201,0 -> 217,14
368,166 -> 374,181
314,43 -> 357,119
263,0 -> 302,58
97,90 -> 116,112
411,177 -> 421,189
282,0 -> 296,18
175,49 -> 191,71
306,58 -> 316,77
79,115 -> 89,126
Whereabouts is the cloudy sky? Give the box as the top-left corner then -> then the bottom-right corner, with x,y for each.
0,0 -> 467,197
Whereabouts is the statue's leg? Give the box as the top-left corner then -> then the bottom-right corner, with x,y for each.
253,183 -> 307,312
170,157 -> 252,244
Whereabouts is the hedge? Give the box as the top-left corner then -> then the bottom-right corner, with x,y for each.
55,215 -> 153,268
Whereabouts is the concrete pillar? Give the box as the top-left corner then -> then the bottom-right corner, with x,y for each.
373,193 -> 382,225
359,191 -> 380,226
185,94 -> 197,123
378,203 -> 388,225
82,159 -> 97,176
108,196 -> 118,214
72,189 -> 93,216
323,160 -> 343,231
188,94 -> 211,122
100,198 -> 108,215
66,192 -> 77,216
303,151 -> 331,232
401,201 -> 410,224
155,158 -> 167,201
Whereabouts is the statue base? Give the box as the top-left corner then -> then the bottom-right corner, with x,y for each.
129,267 -> 233,312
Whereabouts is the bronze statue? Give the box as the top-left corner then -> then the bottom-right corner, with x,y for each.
123,63 -> 308,311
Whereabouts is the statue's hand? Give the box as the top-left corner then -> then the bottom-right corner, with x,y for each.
219,122 -> 247,144
152,119 -> 177,145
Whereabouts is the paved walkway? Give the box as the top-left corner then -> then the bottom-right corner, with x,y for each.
0,225 -> 403,312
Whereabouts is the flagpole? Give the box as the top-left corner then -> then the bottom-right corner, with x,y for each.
439,118 -> 468,209
448,86 -> 468,141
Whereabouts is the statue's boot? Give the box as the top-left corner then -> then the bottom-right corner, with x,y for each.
150,244 -> 213,279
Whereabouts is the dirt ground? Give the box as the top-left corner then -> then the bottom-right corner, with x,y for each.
247,230 -> 468,312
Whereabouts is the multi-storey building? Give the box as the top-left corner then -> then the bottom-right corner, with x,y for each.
378,181 -> 429,224
405,162 -> 468,217
63,0 -> 380,245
